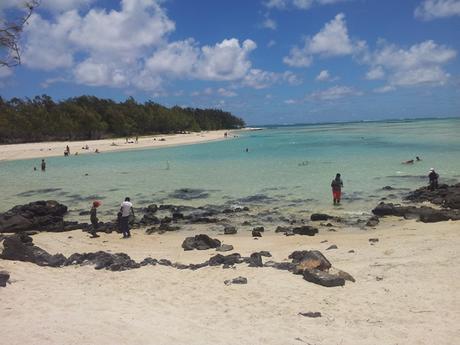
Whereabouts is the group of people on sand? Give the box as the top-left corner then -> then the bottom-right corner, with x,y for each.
89,197 -> 135,239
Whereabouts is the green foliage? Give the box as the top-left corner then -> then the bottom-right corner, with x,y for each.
0,95 -> 245,143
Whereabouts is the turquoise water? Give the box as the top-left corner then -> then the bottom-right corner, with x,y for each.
1,118 -> 459,220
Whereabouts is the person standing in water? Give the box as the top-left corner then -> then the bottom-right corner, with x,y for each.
89,201 -> 101,238
331,173 -> 343,205
41,159 -> 46,171
428,168 -> 439,191
119,197 -> 134,238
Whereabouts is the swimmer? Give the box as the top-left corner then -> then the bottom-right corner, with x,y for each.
402,159 -> 414,164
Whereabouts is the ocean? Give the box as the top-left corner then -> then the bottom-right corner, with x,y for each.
1,118 -> 459,221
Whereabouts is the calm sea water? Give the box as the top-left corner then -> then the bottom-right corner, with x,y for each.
1,118 -> 459,220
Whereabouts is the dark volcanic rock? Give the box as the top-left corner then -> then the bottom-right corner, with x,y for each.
208,253 -> 242,267
64,251 -> 140,271
275,226 -> 290,233
140,257 -> 158,266
252,229 -> 262,237
253,226 -> 265,232
310,213 -> 332,221
303,269 -> 345,287
326,245 -> 338,250
224,225 -> 237,235
224,276 -> 247,285
288,250 -> 331,271
0,270 -> 10,287
0,200 -> 68,233
292,225 -> 318,236
299,312 -> 322,318
248,252 -> 263,267
182,234 -> 221,251
372,202 -> 460,222
405,183 -> 460,209
1,234 -> 66,267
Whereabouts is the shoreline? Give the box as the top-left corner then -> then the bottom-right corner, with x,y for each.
0,128 -> 258,162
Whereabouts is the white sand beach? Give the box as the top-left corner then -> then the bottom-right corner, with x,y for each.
1,218 -> 459,345
0,129 -> 244,161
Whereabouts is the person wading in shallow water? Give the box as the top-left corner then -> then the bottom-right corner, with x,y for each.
331,173 -> 344,205
119,197 -> 135,238
89,201 -> 101,238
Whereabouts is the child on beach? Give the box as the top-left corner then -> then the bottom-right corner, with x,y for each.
331,173 -> 343,205
90,201 -> 101,238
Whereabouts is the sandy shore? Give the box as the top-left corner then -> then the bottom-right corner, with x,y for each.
1,218 -> 459,345
0,129 -> 246,161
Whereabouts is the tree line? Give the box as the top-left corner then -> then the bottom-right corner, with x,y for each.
0,95 -> 246,143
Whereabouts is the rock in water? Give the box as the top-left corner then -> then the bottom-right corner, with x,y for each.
181,234 -> 221,251
303,269 -> 345,287
0,270 -> 10,287
310,213 -> 332,221
0,200 -> 68,233
224,225 -> 237,235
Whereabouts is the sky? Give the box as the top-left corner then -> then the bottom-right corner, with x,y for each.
0,0 -> 459,125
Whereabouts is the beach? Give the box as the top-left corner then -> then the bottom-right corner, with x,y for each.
1,119 -> 459,345
0,129 -> 236,161
1,218 -> 459,345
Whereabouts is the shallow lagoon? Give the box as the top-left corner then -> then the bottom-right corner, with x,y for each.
1,118 -> 459,220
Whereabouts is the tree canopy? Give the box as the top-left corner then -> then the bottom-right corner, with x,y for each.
0,95 -> 245,143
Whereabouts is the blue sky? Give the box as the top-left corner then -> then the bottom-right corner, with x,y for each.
0,0 -> 459,125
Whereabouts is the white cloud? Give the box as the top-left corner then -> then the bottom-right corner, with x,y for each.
264,0 -> 347,10
316,69 -> 330,81
373,85 -> 395,93
19,1 -> 265,90
41,0 -> 95,13
262,16 -> 277,30
0,66 -> 13,78
308,85 -> 362,100
284,99 -> 297,104
242,69 -> 302,88
415,0 -> 460,20
217,88 -> 237,97
365,66 -> 385,80
284,13 -> 359,68
366,40 -> 456,87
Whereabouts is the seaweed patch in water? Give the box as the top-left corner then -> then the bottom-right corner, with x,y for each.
169,188 -> 210,200
16,188 -> 62,197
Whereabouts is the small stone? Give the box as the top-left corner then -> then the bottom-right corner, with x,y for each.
216,244 -> 234,252
369,238 -> 379,243
0,270 -> 10,287
299,312 -> 322,318
348,250 -> 355,253
320,240 -> 328,243
376,276 -> 383,281
225,276 -> 247,285
326,244 -> 338,250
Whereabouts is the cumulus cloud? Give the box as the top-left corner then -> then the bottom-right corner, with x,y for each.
365,40 -> 456,87
41,0 -> 95,13
262,14 -> 278,30
308,85 -> 362,100
19,0 -> 267,90
284,13 -> 360,67
415,0 -> 460,20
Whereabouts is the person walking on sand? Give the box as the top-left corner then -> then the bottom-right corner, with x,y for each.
41,159 -> 46,171
119,197 -> 134,238
89,201 -> 101,238
428,168 -> 439,191
331,173 -> 343,205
